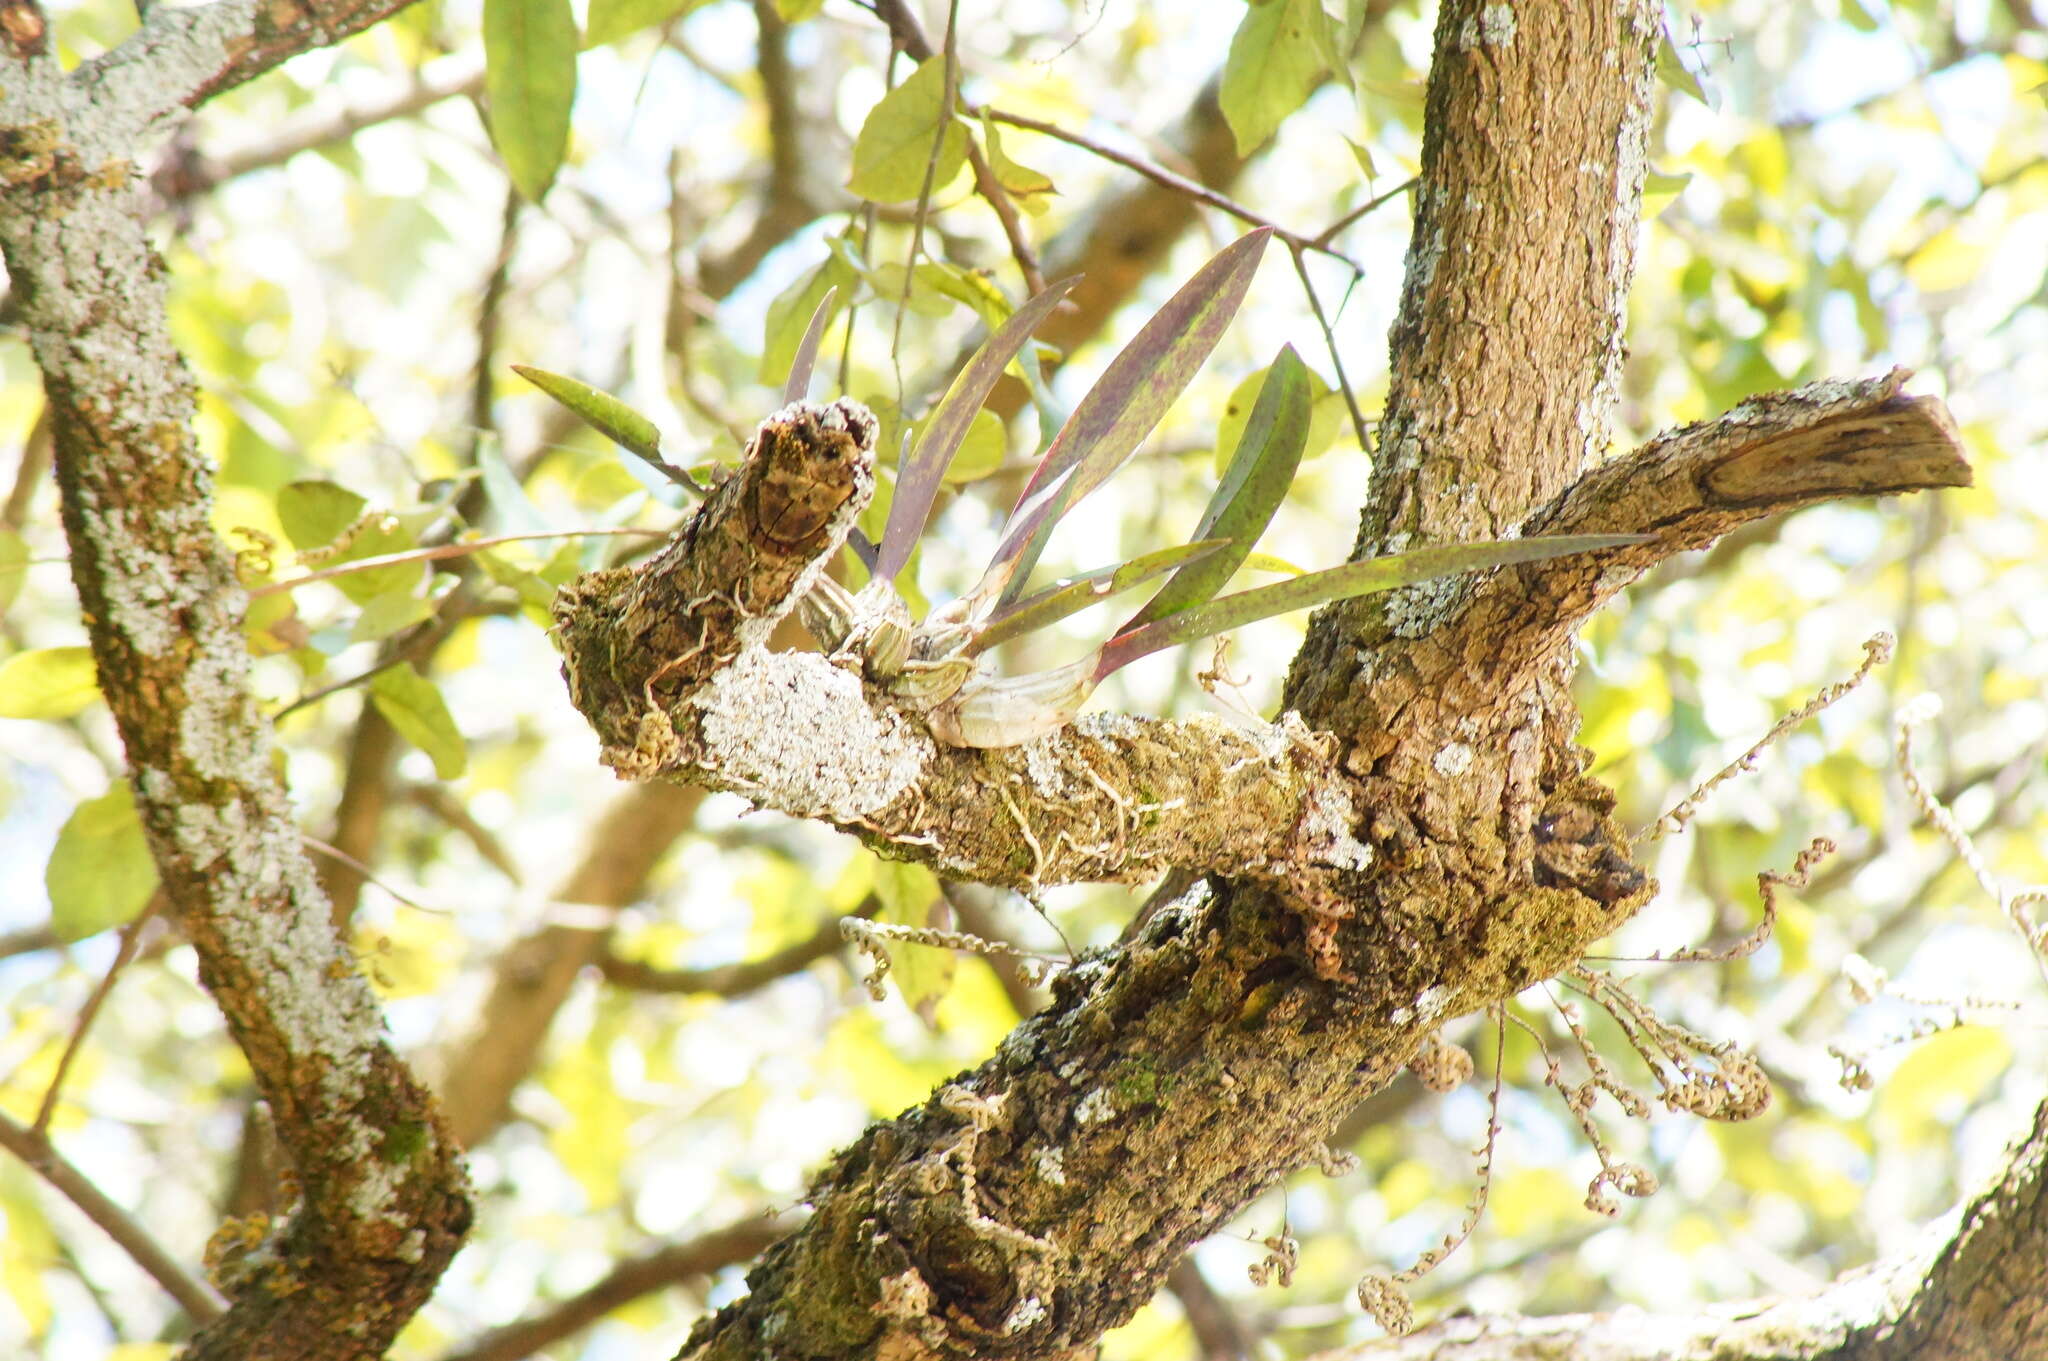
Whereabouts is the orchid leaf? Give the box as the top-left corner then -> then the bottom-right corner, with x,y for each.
971,228 -> 1274,609
969,539 -> 1229,657
511,365 -> 664,465
782,285 -> 839,405
877,277 -> 1078,582
1124,343 -> 1311,634
1096,534 -> 1644,680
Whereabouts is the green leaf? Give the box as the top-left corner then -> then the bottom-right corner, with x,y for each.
1656,26 -> 1714,109
871,857 -> 954,1028
485,0 -> 579,201
276,484 -> 421,604
1220,0 -> 1327,156
1212,355 -> 1344,474
0,647 -> 100,720
847,57 -> 970,202
970,540 -> 1229,657
276,480 -> 367,552
770,0 -> 822,16
0,528 -> 27,617
941,408 -> 1007,484
974,229 -> 1273,608
877,278 -> 1076,581
510,366 -> 663,462
977,115 -> 1056,214
46,783 -> 158,942
1129,345 -> 1313,632
370,663 -> 467,779
760,249 -> 858,386
1097,534 -> 1644,680
586,0 -> 707,47
350,584 -> 440,644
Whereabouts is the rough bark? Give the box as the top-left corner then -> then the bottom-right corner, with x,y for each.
0,0 -> 466,1355
1318,1093 -> 2048,1361
535,6 -> 1973,1360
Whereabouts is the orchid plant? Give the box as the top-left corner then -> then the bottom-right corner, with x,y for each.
517,229 -> 1635,748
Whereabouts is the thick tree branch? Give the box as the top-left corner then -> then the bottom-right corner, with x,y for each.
2,19 -> 467,1357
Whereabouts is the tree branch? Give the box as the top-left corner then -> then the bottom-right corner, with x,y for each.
598,900 -> 875,997
2,24 -> 468,1357
0,1109 -> 227,1325
435,1214 -> 795,1361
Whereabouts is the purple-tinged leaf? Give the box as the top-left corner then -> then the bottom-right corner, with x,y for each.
1123,343 -> 1311,634
969,228 -> 1275,609
876,278 -> 1079,583
1096,534 -> 1646,680
782,285 -> 840,406
969,539 -> 1229,657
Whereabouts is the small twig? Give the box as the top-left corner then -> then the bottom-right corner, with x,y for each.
249,526 -> 661,599
598,900 -> 878,997
404,784 -> 525,886
301,835 -> 449,915
1311,176 -> 1418,248
980,105 -> 1354,265
1285,243 -> 1370,453
0,1110 -> 227,1324
34,893 -> 161,1134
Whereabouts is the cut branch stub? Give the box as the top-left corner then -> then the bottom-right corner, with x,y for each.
554,397 -> 876,732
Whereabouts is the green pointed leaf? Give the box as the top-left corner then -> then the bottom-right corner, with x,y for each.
484,0 -> 578,201
782,285 -> 841,405
276,480 -> 367,552
586,0 -> 708,47
761,249 -> 859,386
370,663 -> 468,779
975,229 -> 1273,607
276,483 -> 421,604
871,857 -> 953,1027
969,540 -> 1229,657
1128,345 -> 1312,632
1097,535 -> 1644,679
47,783 -> 158,942
878,277 -> 1077,582
511,366 -> 663,462
847,57 -> 970,202
977,115 -> 1056,214
1212,358 -> 1344,474
1220,0 -> 1327,156
0,646 -> 100,720
1656,27 -> 1714,109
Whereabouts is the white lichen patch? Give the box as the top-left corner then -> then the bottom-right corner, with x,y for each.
1457,3 -> 1515,49
1022,739 -> 1076,800
1073,1088 -> 1117,1126
1004,1296 -> 1047,1334
1034,1146 -> 1067,1186
694,649 -> 928,820
1383,573 -> 1469,640
1413,985 -> 1453,1022
1432,742 -> 1475,777
179,623 -> 266,783
1295,781 -> 1374,873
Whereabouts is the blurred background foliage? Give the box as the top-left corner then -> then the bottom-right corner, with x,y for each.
2,0 -> 2046,1357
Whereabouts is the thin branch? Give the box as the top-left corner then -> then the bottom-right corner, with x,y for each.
248,526 -> 659,599
980,105 -> 1355,264
435,1214 -> 795,1361
597,900 -> 878,997
33,894 -> 161,1135
156,53 -> 484,201
0,1109 -> 227,1325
